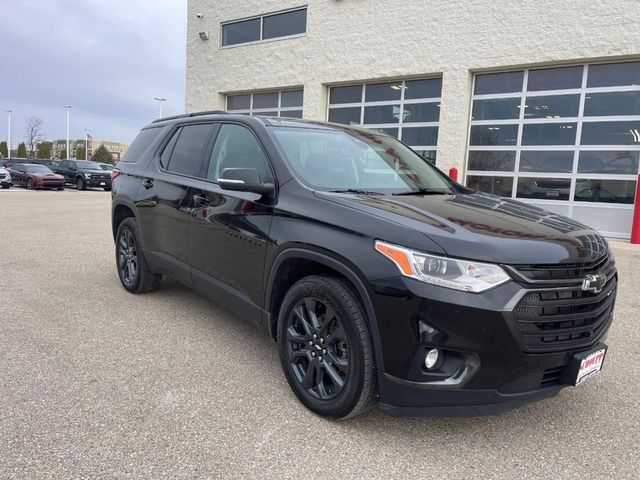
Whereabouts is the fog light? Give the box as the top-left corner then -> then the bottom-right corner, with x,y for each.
425,348 -> 441,370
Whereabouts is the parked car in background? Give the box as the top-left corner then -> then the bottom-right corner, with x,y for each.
111,113 -> 617,419
98,163 -> 114,172
32,159 -> 61,171
0,166 -> 11,189
0,158 -> 29,169
54,160 -> 112,191
9,163 -> 65,190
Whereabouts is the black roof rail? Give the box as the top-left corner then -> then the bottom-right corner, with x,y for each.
151,110 -> 228,124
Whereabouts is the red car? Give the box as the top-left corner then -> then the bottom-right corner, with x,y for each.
9,163 -> 65,190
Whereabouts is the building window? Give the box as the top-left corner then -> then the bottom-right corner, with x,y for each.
226,89 -> 303,118
327,78 -> 442,164
466,61 -> 640,237
221,7 -> 307,47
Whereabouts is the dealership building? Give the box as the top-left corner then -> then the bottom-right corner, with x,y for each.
186,0 -> 640,239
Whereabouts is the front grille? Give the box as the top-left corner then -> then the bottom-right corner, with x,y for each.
0,174 -> 6,179
513,276 -> 616,353
91,174 -> 110,181
509,253 -> 614,283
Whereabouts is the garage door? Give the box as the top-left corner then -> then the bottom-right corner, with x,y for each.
466,61 -> 640,239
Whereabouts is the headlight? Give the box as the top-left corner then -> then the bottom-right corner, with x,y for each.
374,240 -> 510,293
84,173 -> 91,178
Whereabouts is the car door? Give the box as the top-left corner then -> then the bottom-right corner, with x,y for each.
188,123 -> 275,324
11,165 -> 25,185
135,122 -> 216,286
58,160 -> 73,183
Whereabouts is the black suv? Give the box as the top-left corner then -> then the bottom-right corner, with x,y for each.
56,159 -> 112,190
111,112 -> 616,418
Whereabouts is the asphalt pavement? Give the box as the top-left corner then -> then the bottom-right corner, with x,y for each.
1,189 -> 638,479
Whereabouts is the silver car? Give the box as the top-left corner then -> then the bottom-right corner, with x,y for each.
0,166 -> 11,189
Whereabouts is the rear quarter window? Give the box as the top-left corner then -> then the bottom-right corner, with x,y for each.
121,127 -> 163,163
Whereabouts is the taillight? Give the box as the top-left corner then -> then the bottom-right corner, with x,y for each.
111,168 -> 121,181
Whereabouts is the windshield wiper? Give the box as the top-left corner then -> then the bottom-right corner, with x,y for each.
329,189 -> 384,195
392,187 -> 453,196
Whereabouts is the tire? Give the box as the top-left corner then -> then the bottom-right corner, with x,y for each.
1,184 -> 9,189
104,187 -> 111,191
115,217 -> 162,293
58,185 -> 65,191
278,275 -> 376,419
26,178 -> 34,190
76,177 -> 86,190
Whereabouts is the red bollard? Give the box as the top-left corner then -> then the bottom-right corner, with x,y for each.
448,167 -> 458,182
631,175 -> 640,244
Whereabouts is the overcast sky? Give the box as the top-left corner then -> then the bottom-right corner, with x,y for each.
1,0 -> 186,147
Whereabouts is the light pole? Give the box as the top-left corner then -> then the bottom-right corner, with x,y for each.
63,105 -> 72,159
84,129 -> 91,160
3,110 -> 11,158
154,97 -> 166,118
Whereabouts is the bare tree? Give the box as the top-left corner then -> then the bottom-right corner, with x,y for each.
25,117 -> 44,159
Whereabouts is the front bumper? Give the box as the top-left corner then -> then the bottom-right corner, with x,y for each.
35,181 -> 64,189
370,271 -> 616,416
379,373 -> 562,416
85,178 -> 112,188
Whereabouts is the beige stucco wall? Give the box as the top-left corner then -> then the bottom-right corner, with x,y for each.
186,0 -> 640,173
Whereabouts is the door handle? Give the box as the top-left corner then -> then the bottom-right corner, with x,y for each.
193,194 -> 210,206
142,178 -> 153,189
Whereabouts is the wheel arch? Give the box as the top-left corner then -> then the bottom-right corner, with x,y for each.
265,247 -> 385,371
112,201 -> 137,240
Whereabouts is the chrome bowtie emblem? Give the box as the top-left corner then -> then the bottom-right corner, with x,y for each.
582,274 -> 606,293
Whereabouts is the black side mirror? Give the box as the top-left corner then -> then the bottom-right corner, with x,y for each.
218,168 -> 274,196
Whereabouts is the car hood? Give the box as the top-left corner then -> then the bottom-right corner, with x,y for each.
32,172 -> 64,179
315,191 -> 609,265
82,169 -> 109,174
0,168 -> 8,175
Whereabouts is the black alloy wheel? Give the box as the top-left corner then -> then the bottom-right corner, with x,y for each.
278,275 -> 376,419
76,177 -> 85,190
118,226 -> 138,287
114,217 -> 162,293
26,178 -> 33,190
286,297 -> 350,401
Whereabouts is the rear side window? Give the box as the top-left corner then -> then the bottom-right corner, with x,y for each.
166,124 -> 214,177
122,127 -> 162,163
160,129 -> 180,168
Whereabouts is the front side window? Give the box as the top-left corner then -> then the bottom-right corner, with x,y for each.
166,124 -> 214,177
222,8 -> 306,47
207,124 -> 270,182
271,126 -> 452,193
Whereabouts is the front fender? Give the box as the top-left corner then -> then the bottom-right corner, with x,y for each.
265,246 -> 386,371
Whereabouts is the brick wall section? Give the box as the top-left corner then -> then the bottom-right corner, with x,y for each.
186,0 -> 640,174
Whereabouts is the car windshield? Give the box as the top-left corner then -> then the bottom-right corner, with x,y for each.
75,161 -> 101,169
25,165 -> 53,173
271,127 -> 453,193
99,164 -> 113,170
